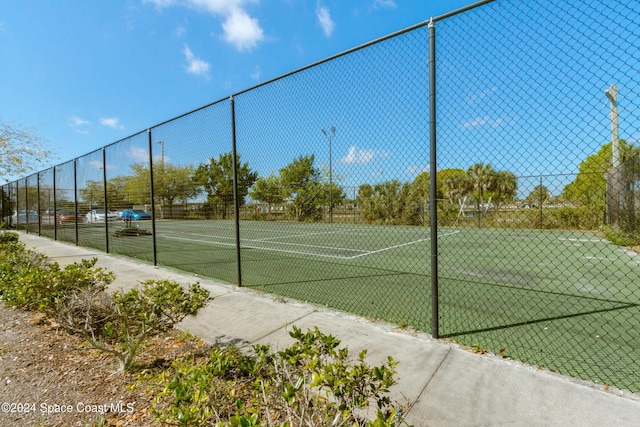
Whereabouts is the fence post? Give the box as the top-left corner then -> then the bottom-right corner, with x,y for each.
103,148 -> 110,253
230,96 -> 243,287
53,167 -> 57,241
73,159 -> 79,246
428,18 -> 439,339
147,129 -> 158,266
37,173 -> 41,235
539,175 -> 543,229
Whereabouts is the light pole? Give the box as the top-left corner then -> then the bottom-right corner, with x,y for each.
156,140 -> 165,219
321,127 -> 336,223
605,84 -> 620,169
157,140 -> 165,170
605,85 -> 621,225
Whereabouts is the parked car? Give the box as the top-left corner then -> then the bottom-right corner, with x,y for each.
11,210 -> 39,225
84,209 -> 119,224
120,209 -> 152,221
57,210 -> 81,225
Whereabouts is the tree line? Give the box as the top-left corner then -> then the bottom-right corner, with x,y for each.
5,138 -> 639,230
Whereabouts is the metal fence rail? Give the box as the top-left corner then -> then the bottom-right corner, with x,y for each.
2,0 -> 640,392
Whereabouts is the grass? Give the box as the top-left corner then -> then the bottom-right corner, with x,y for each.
28,219 -> 640,392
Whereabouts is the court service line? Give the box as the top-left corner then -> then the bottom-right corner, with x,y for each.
250,228 -> 364,242
558,238 -> 602,243
183,232 -> 367,253
346,230 -> 461,259
160,234 -> 363,260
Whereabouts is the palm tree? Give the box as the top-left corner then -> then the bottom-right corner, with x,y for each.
467,163 -> 495,214
491,170 -> 518,211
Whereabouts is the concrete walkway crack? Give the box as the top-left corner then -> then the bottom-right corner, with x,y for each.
250,310 -> 316,345
404,344 -> 452,418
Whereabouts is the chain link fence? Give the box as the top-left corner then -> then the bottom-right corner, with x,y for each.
608,153 -> 640,233
2,0 -> 640,392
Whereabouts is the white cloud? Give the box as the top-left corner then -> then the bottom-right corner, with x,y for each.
88,160 -> 116,171
144,0 -> 264,52
316,5 -> 335,37
371,0 -> 396,9
174,23 -> 187,37
462,115 -> 507,129
341,146 -> 389,165
183,45 -> 211,78
222,8 -> 264,51
407,165 -> 429,175
127,147 -> 149,162
70,116 -> 90,134
465,86 -> 498,105
250,65 -> 261,81
100,117 -> 124,130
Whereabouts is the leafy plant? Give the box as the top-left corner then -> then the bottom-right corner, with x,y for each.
0,234 -> 113,312
57,279 -> 211,372
150,326 -> 407,426
603,225 -> 640,248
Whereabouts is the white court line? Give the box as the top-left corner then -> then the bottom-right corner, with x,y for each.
251,228 -> 364,242
161,234 -> 366,259
582,256 -> 618,261
346,230 -> 461,259
558,238 -> 602,243
183,232 -> 366,253
161,229 -> 461,260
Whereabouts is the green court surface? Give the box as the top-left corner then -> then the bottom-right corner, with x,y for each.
48,220 -> 640,391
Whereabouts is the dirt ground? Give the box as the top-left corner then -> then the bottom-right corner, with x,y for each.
0,303 -> 206,427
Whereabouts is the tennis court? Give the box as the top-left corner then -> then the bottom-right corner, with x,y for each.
53,219 -> 640,390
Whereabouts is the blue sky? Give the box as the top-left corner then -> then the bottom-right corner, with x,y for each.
1,0 -> 472,182
2,0 -> 639,200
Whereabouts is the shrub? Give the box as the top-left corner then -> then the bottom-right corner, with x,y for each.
0,234 -> 112,311
57,279 -> 211,372
150,326 -> 406,427
603,225 -> 640,248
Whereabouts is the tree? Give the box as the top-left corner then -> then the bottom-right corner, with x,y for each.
193,152 -> 257,219
490,170 -> 518,211
154,163 -> 199,218
250,173 -> 285,209
467,163 -> 495,212
360,180 -> 415,225
118,163 -> 200,217
562,140 -> 640,228
279,155 -> 322,221
525,185 -> 550,206
408,172 -> 430,225
438,168 -> 470,204
0,121 -> 54,181
563,140 -> 639,208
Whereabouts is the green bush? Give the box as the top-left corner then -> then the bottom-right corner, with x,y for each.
57,279 -> 211,372
603,225 -> 640,247
0,235 -> 113,312
150,326 -> 406,427
0,254 -> 114,313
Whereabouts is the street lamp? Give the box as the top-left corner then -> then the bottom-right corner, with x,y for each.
156,140 -> 165,219
157,140 -> 165,170
321,127 -> 336,223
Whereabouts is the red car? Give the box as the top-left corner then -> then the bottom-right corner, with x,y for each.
57,210 -> 81,225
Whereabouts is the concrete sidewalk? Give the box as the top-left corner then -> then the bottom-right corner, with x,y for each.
15,232 -> 640,426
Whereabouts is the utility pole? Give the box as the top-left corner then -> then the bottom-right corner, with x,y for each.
321,127 -> 336,224
605,84 -> 621,226
605,84 -> 620,168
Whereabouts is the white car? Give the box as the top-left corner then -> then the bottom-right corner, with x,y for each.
9,210 -> 39,226
84,209 -> 119,224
